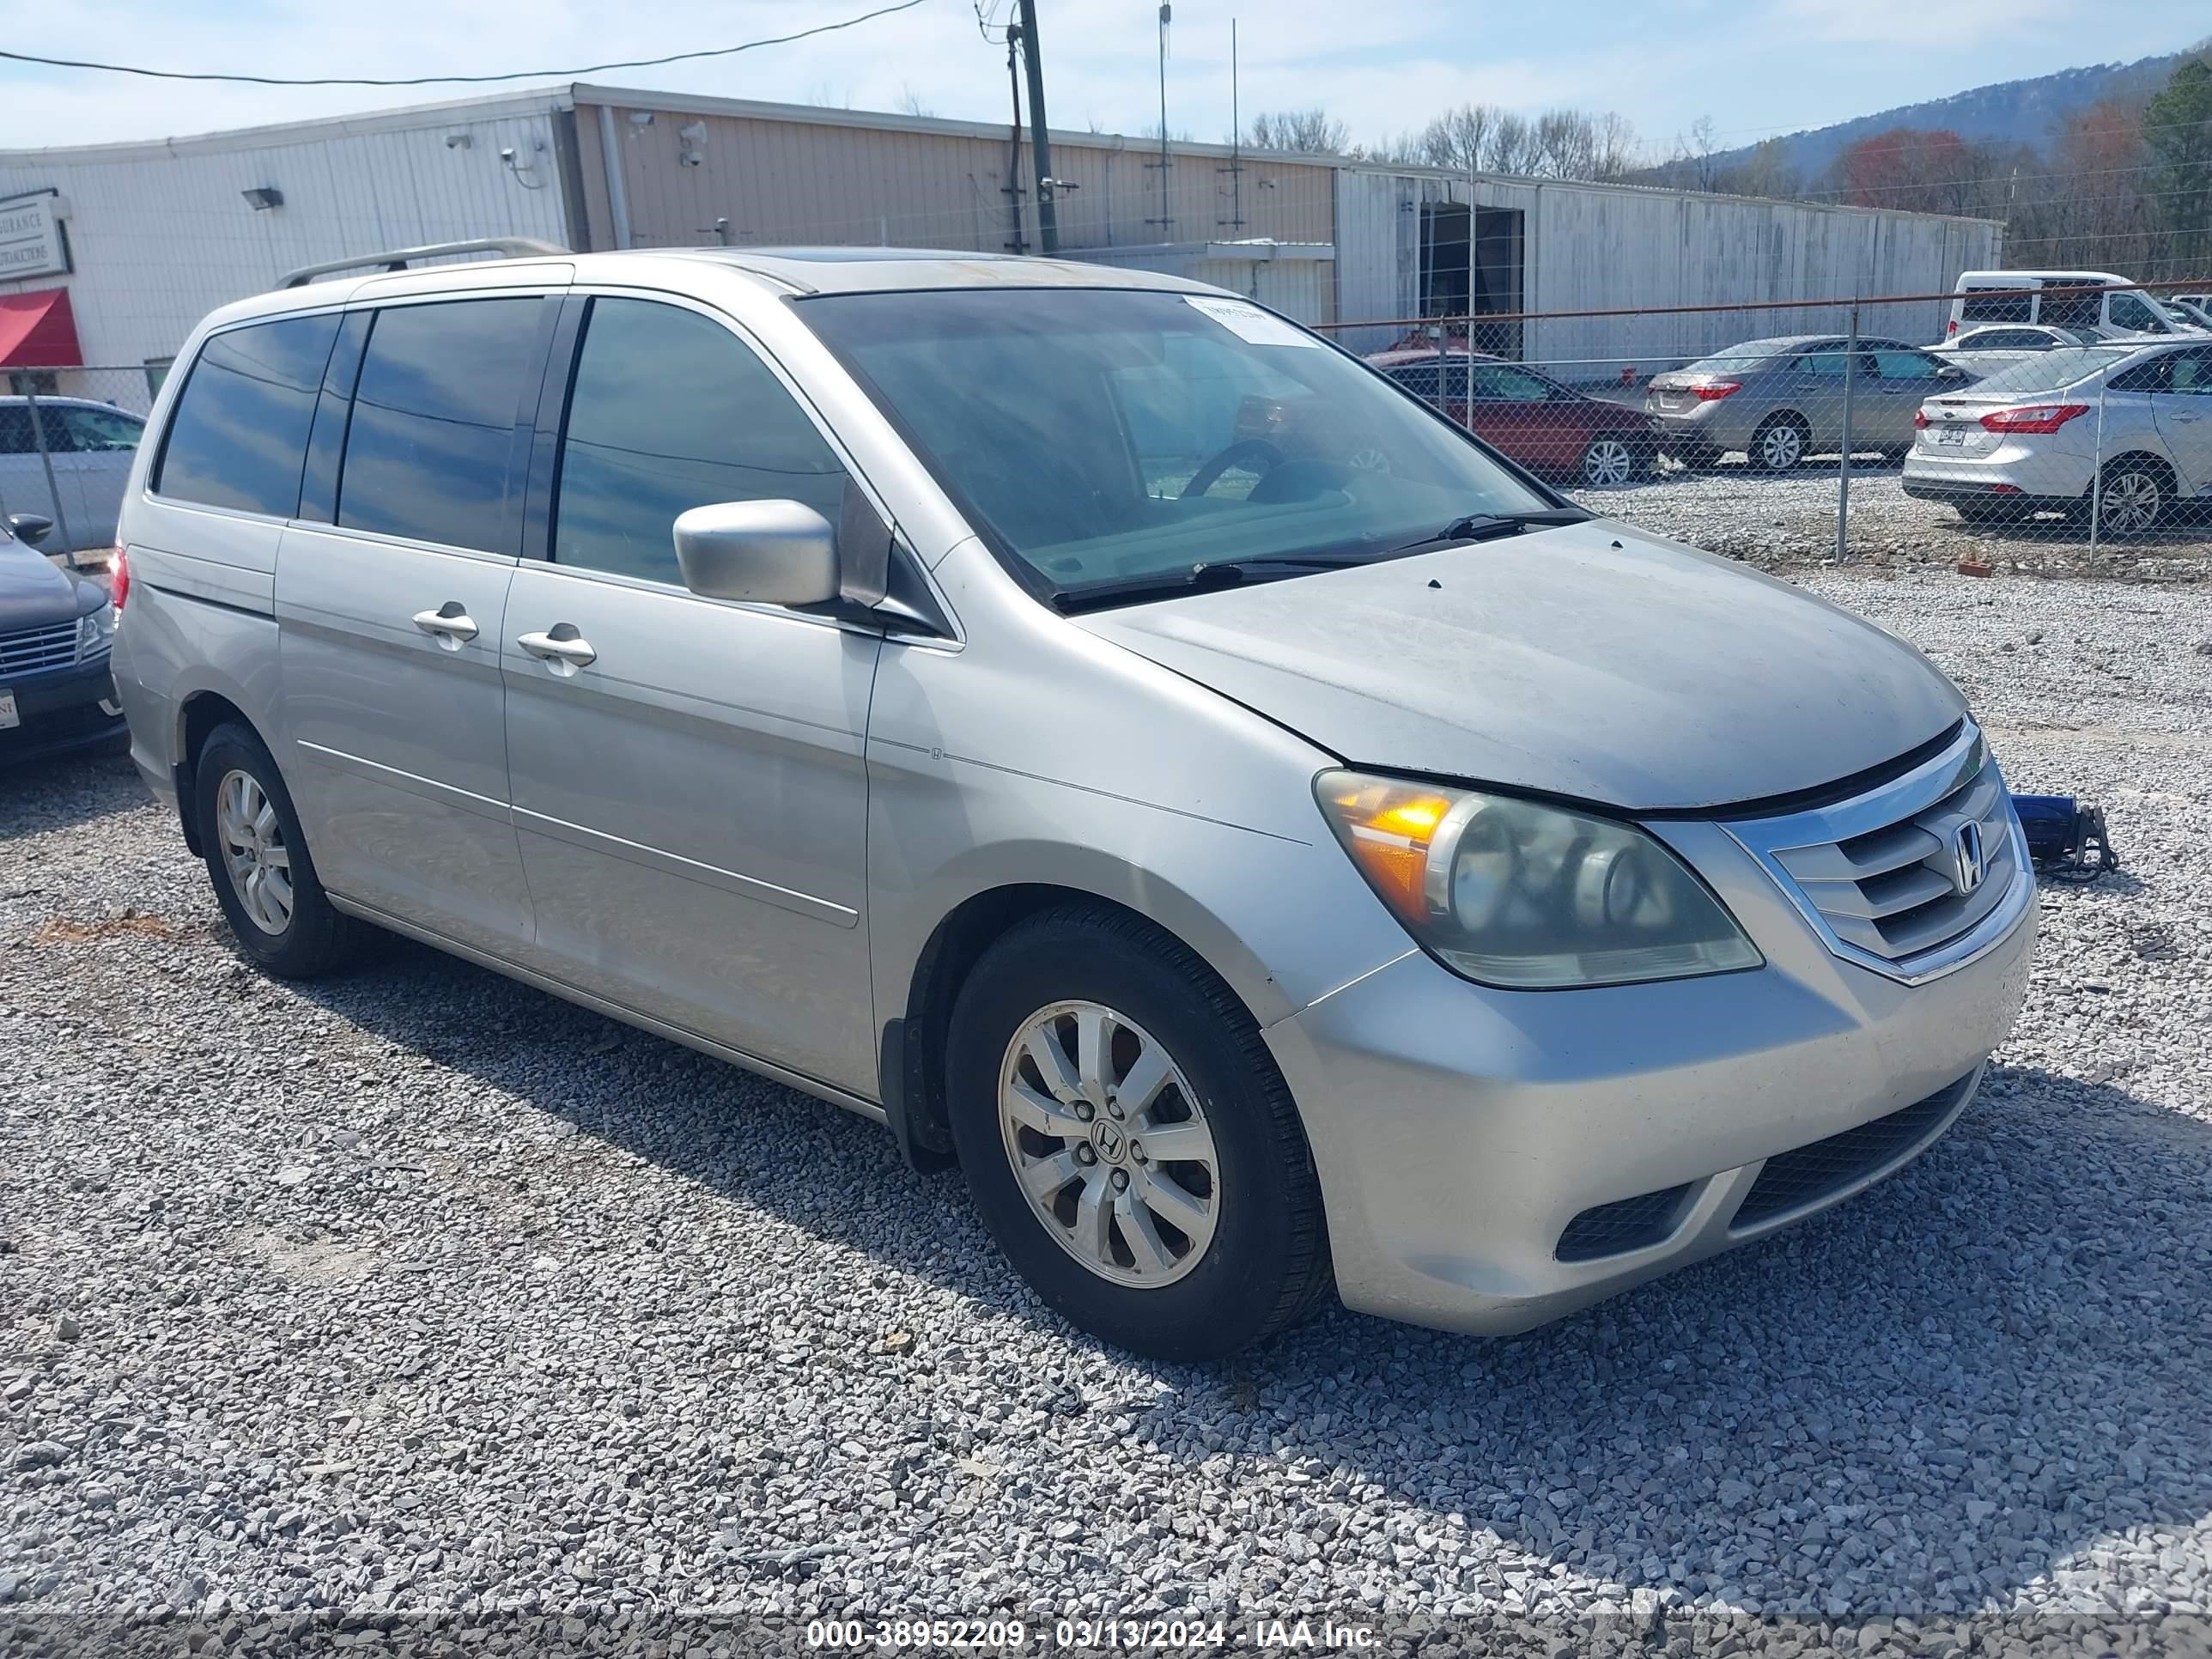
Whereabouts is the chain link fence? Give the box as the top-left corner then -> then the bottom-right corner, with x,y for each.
1316,285 -> 2212,579
0,366 -> 164,568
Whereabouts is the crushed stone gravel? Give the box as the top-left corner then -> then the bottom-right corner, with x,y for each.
3,565 -> 2210,1658
1566,462 -> 2212,584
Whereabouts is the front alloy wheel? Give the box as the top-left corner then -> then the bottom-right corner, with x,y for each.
1580,436 -> 1638,489
998,1001 -> 1221,1287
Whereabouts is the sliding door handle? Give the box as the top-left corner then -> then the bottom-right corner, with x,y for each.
517,627 -> 597,669
411,603 -> 478,647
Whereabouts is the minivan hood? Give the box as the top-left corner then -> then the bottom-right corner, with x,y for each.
1075,522 -> 1966,812
0,539 -> 94,630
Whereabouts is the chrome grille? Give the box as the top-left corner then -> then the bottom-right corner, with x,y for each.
1723,723 -> 2033,985
1772,763 -> 2017,960
0,620 -> 76,677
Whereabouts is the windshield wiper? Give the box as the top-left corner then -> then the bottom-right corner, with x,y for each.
1051,553 -> 1376,615
1389,507 -> 1594,555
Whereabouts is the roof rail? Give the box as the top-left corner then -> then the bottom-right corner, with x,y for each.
276,237 -> 571,290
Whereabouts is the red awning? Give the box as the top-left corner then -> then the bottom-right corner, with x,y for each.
0,288 -> 81,369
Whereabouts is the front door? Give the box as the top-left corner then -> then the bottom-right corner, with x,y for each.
276,292 -> 555,953
501,293 -> 882,1096
1864,347 -> 1948,451
2150,345 -> 2212,494
54,403 -> 148,550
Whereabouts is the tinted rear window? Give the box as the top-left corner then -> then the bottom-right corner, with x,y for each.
156,314 -> 341,516
337,298 -> 542,552
1966,347 -> 2117,394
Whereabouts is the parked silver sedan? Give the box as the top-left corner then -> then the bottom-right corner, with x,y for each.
1647,335 -> 1970,471
1905,339 -> 2212,532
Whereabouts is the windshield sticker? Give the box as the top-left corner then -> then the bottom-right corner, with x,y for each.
1183,295 -> 1321,348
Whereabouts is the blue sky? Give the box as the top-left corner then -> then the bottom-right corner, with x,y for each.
0,0 -> 2203,153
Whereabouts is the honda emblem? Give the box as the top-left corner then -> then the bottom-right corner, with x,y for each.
1953,820 -> 1987,895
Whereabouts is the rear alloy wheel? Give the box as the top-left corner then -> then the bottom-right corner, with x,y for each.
194,722 -> 363,978
2094,460 -> 2166,537
1579,435 -> 1639,489
1751,415 -> 1811,472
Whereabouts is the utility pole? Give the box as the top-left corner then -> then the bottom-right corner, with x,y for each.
1003,22 -> 1029,253
1016,0 -> 1058,253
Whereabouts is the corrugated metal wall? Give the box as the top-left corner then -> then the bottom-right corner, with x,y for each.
0,94 -> 573,368
1333,168 -> 2003,368
574,91 -> 1334,264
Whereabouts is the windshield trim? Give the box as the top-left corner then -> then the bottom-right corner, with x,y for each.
787,286 -> 1577,612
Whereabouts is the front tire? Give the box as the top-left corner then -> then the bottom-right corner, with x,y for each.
945,904 -> 1332,1360
1578,434 -> 1641,489
194,722 -> 362,978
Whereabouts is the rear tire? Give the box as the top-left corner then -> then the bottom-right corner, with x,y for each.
945,903 -> 1333,1360
194,722 -> 362,979
1749,413 -> 1811,472
2087,457 -> 2169,537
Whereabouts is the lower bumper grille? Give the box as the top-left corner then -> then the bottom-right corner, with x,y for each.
1730,1072 -> 1976,1231
1556,1182 -> 1693,1263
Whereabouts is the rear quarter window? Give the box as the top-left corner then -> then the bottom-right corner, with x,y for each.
1960,289 -> 2033,325
155,314 -> 342,517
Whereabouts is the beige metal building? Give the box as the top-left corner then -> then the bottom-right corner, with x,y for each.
0,82 -> 2000,388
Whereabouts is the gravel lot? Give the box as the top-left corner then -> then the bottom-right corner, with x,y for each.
4,566 -> 2212,1658
1565,462 -> 2212,584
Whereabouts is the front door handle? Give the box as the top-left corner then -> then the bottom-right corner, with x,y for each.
516,626 -> 597,670
411,602 -> 479,645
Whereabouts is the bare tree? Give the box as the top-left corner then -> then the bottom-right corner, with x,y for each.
894,83 -> 936,118
1245,107 -> 1348,154
1384,102 -> 1636,180
1674,115 -> 1721,191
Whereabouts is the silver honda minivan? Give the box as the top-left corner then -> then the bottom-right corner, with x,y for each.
109,245 -> 2035,1359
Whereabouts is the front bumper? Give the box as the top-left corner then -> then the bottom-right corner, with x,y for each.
0,654 -> 125,767
1265,792 -> 2036,1336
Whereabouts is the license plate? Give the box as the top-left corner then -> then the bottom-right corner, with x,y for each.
0,690 -> 16,729
1659,394 -> 1686,410
1934,425 -> 1968,447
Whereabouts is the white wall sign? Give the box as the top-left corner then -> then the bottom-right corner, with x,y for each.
0,193 -> 70,282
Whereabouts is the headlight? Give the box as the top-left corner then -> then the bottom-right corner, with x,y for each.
1315,769 -> 1762,989
76,600 -> 115,661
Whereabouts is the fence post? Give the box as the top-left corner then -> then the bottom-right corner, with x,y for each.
22,388 -> 76,558
1834,301 -> 1857,564
2089,367 -> 2107,556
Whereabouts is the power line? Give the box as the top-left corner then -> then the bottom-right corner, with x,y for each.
0,0 -> 926,88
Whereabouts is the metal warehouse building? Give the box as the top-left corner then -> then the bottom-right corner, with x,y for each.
0,82 -> 2000,397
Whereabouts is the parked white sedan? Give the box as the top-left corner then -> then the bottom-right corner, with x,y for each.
1929,324 -> 2101,381
0,397 -> 146,557
1904,340 -> 2212,532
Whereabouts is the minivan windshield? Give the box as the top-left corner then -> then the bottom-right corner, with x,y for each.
796,288 -> 1558,601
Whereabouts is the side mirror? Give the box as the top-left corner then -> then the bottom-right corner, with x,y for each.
8,513 -> 52,548
1936,364 -> 1967,382
672,500 -> 839,607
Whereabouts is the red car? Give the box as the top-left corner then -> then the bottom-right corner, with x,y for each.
1364,347 -> 1660,489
